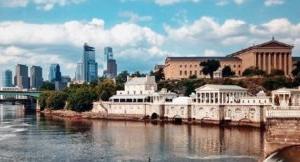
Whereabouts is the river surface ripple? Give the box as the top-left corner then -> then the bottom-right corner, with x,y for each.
0,105 -> 264,162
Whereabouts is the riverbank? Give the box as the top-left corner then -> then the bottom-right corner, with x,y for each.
40,109 -> 264,128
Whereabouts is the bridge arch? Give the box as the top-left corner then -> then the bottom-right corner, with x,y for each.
265,145 -> 300,162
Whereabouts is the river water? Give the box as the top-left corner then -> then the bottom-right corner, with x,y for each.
0,105 -> 265,162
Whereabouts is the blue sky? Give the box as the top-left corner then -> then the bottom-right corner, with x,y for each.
0,0 -> 300,80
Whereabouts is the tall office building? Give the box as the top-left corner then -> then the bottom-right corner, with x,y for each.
103,47 -> 117,78
1,70 -> 13,87
15,64 -> 29,89
76,43 -> 98,83
48,64 -> 62,82
30,66 -> 43,90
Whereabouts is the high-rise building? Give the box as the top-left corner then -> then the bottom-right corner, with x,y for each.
30,66 -> 43,90
48,64 -> 62,82
76,43 -> 98,83
103,47 -> 117,78
75,63 -> 84,82
1,70 -> 13,87
15,64 -> 29,89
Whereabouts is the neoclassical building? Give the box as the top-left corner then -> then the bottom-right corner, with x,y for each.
163,38 -> 297,80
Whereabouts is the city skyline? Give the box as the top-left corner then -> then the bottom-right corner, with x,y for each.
0,0 -> 300,78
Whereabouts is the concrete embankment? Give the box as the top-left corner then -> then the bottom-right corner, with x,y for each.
40,109 -> 263,128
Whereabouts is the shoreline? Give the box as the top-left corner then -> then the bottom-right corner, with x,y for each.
40,109 -> 264,128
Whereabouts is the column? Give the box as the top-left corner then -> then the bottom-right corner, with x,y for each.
271,53 -> 274,71
260,53 -> 264,71
288,52 -> 292,76
279,53 -> 282,70
256,52 -> 259,68
268,53 -> 272,73
263,53 -> 267,72
276,53 -> 280,70
283,53 -> 287,75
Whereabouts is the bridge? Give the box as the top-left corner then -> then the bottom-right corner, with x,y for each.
0,90 -> 41,111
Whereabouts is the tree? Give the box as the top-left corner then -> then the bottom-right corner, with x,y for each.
242,67 -> 266,77
200,60 -> 220,79
131,71 -> 146,77
292,61 -> 300,77
38,92 -> 51,110
222,66 -> 235,78
40,81 -> 55,91
96,79 -> 117,101
150,68 -> 165,82
67,87 -> 98,112
46,92 -> 68,110
270,69 -> 285,76
115,71 -> 130,90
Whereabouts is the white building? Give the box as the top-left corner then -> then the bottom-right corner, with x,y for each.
94,77 -> 300,127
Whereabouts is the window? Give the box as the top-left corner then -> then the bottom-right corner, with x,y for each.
184,71 -> 187,75
194,65 -> 197,68
190,71 -> 192,75
180,71 -> 182,75
194,71 -> 197,75
233,65 -> 236,68
180,65 -> 182,68
190,65 -> 192,68
185,65 -> 187,68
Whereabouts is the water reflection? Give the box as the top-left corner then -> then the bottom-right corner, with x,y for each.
0,105 -> 264,161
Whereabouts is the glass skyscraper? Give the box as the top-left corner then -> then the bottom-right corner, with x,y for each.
76,43 -> 98,83
48,64 -> 62,82
30,66 -> 43,90
1,70 -> 13,87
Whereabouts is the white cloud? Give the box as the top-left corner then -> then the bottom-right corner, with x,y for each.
154,0 -> 199,6
119,11 -> 152,23
264,0 -> 285,6
0,0 -> 85,11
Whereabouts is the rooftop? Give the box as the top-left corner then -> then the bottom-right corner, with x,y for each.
196,84 -> 246,91
166,56 -> 241,62
227,39 -> 293,57
126,76 -> 156,86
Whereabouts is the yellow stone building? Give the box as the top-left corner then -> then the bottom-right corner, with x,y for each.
163,39 -> 297,80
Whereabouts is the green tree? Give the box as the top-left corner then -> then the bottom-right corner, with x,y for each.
200,60 -> 220,79
150,68 -> 165,82
222,66 -> 235,78
40,81 -> 55,91
131,71 -> 146,77
46,92 -> 68,110
292,61 -> 300,77
67,87 -> 98,112
262,76 -> 289,91
242,67 -> 266,76
38,92 -> 51,110
96,79 -> 117,101
115,71 -> 129,90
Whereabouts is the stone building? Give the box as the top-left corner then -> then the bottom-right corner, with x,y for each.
93,76 -> 276,127
163,39 -> 297,80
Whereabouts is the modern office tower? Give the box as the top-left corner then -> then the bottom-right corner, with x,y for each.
82,43 -> 98,82
103,47 -> 117,78
1,70 -> 13,87
15,64 -> 29,89
30,66 -> 43,90
75,63 -> 84,82
48,64 -> 62,82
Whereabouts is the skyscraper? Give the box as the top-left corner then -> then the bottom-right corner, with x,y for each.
76,43 -> 98,83
30,66 -> 43,90
15,64 -> 29,89
48,64 -> 62,82
2,70 -> 13,87
103,47 -> 117,78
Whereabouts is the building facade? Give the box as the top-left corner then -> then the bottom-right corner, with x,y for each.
163,39 -> 296,80
93,77 -> 278,127
2,70 -> 13,87
103,47 -> 117,78
30,66 -> 43,90
164,57 -> 241,80
15,64 -> 29,89
48,64 -> 62,82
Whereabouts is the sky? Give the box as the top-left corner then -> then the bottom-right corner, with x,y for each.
0,0 -> 300,80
